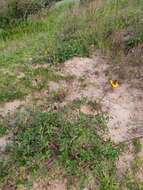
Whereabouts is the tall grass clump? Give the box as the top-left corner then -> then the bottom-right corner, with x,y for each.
48,0 -> 143,62
0,0 -> 61,28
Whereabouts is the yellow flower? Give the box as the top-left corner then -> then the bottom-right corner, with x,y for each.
110,80 -> 120,88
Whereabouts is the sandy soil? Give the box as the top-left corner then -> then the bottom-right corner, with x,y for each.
0,100 -> 25,117
1,55 -> 143,144
61,56 -> 143,143
0,55 -> 143,189
0,134 -> 11,152
33,179 -> 67,190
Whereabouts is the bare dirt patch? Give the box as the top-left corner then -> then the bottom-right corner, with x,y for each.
0,90 -> 50,117
62,56 -> 143,144
1,56 -> 143,145
0,100 -> 25,117
33,179 -> 67,190
48,80 -> 68,93
116,143 -> 134,179
102,85 -> 142,143
80,105 -> 94,115
62,56 -> 108,101
62,55 -> 143,185
1,55 -> 143,189
0,134 -> 11,152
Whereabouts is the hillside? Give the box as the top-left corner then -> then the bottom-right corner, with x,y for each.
0,0 -> 143,189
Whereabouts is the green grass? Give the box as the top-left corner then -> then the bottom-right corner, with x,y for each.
123,155 -> 143,190
0,66 -> 68,102
0,0 -> 143,102
0,1 -> 80,102
133,139 -> 142,153
0,107 -> 120,189
0,125 -> 7,137
0,1 -> 143,188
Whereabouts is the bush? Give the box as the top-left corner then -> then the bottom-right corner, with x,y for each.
0,0 -> 61,28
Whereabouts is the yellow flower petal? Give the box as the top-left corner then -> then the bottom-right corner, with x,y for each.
110,80 -> 120,88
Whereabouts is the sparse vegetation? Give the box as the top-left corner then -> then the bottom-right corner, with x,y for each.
133,139 -> 142,153
0,0 -> 143,101
0,108 -> 119,189
0,124 -> 7,137
0,0 -> 143,189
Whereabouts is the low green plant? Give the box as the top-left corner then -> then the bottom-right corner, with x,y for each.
0,0 -> 143,102
0,125 -> 7,137
0,109 -> 119,189
124,173 -> 141,190
133,139 -> 142,153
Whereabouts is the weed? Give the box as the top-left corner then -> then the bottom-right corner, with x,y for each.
0,0 -> 143,102
51,88 -> 67,102
0,0 -> 143,188
132,139 -> 142,153
87,100 -> 102,112
132,156 -> 143,173
72,98 -> 87,109
124,172 -> 140,190
0,108 -> 119,189
0,125 -> 7,137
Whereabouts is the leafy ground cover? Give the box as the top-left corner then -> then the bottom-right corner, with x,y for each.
0,106 -> 120,189
0,0 -> 143,189
0,0 -> 143,102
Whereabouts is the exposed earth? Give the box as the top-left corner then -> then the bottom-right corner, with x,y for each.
0,55 -> 143,189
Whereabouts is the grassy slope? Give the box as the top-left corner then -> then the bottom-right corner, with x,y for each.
0,0 -> 143,189
0,0 -> 143,102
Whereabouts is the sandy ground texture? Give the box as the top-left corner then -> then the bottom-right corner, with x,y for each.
61,56 -> 143,143
0,55 -> 143,143
0,56 -> 143,189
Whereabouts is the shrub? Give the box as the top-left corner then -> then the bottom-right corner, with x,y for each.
0,0 -> 61,28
